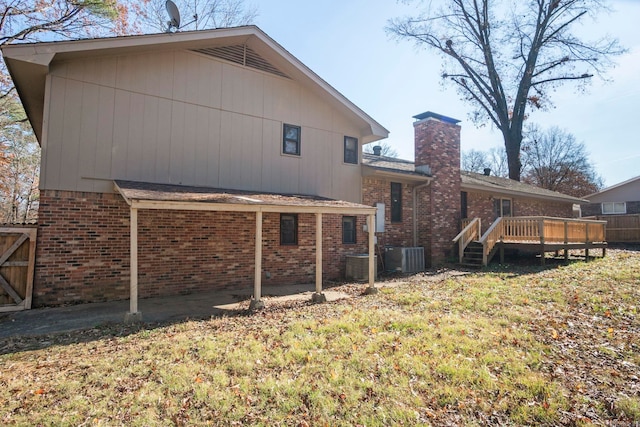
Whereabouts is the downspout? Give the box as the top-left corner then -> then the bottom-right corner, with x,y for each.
412,181 -> 431,247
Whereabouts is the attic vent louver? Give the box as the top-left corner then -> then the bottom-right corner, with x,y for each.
192,44 -> 290,79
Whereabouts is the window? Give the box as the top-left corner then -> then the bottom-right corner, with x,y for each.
283,124 -> 301,155
342,216 -> 356,244
280,214 -> 298,245
344,136 -> 358,164
493,198 -> 512,218
460,191 -> 468,220
602,202 -> 626,214
391,182 -> 402,222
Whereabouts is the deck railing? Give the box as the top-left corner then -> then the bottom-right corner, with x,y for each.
501,216 -> 606,244
452,218 -> 481,263
478,217 -> 504,265
476,216 -> 606,266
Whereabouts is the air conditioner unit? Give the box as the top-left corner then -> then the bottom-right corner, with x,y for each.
345,254 -> 377,281
385,247 -> 425,273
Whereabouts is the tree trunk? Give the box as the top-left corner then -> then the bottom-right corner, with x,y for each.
504,130 -> 523,181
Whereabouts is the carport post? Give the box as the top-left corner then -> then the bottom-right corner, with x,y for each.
250,210 -> 265,310
365,213 -> 378,294
312,212 -> 326,303
124,206 -> 142,323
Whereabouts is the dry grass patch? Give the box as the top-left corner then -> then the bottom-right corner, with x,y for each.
1,249 -> 638,426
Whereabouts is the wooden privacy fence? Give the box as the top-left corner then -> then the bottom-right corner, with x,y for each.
0,226 -> 37,312
583,214 -> 640,243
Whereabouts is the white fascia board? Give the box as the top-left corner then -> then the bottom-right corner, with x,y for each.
130,199 -> 376,215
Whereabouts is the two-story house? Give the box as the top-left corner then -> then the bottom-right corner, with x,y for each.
3,26 -> 589,315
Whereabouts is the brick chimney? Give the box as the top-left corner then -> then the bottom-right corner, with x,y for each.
413,111 -> 461,265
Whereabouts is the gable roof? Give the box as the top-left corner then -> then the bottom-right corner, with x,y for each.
585,175 -> 640,199
460,171 -> 587,204
2,26 -> 388,144
361,154 -> 586,204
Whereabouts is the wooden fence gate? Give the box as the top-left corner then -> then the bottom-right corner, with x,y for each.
0,226 -> 37,312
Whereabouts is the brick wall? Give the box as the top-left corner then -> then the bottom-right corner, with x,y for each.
466,190 -> 574,233
36,191 -> 130,306
414,117 -> 461,264
466,191 -> 495,233
515,199 -> 573,218
35,190 -> 369,306
362,177 -> 414,248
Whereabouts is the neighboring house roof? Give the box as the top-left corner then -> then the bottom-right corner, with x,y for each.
585,175 -> 640,200
114,180 -> 376,214
361,154 -> 585,204
2,25 -> 389,144
361,153 -> 431,184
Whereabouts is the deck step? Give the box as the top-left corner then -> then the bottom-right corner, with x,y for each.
460,241 -> 484,267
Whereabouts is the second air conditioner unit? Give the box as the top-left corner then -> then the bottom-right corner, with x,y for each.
385,247 -> 425,273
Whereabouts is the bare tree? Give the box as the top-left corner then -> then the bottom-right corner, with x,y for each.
141,0 -> 258,32
388,0 -> 624,181
0,0 -> 147,223
461,149 -> 488,173
462,147 -> 509,177
0,113 -> 39,223
363,141 -> 399,157
521,124 -> 602,196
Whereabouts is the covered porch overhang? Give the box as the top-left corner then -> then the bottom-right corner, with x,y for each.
114,180 -> 378,321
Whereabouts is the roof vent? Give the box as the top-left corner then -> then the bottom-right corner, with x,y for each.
192,44 -> 290,79
483,168 -> 491,176
372,145 -> 382,156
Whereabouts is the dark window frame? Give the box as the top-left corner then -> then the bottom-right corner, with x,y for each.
391,182 -> 402,223
282,124 -> 301,156
344,136 -> 358,164
493,198 -> 513,218
461,191 -> 468,220
342,216 -> 357,244
280,214 -> 298,245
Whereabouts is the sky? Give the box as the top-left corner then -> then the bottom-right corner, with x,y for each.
252,0 -> 640,188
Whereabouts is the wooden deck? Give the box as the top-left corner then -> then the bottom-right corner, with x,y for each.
455,217 -> 607,266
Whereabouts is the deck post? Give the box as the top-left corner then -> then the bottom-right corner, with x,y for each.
564,221 -> 569,261
250,211 -> 265,310
539,218 -> 545,266
364,214 -> 378,295
312,213 -> 326,303
585,223 -> 590,261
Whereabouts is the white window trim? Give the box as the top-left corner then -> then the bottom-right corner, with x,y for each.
601,202 -> 626,215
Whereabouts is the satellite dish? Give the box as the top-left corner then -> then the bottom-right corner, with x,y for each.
166,0 -> 181,31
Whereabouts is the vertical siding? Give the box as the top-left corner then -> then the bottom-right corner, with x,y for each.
111,90 -> 130,181
77,81 -> 100,192
58,79 -> 83,190
94,86 -> 115,187
42,48 -> 370,202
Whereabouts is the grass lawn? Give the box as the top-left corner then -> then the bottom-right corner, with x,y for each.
1,249 -> 639,426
